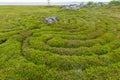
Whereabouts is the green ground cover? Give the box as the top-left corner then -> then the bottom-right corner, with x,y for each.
0,5 -> 120,80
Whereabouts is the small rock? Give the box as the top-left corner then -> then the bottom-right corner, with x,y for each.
44,16 -> 59,23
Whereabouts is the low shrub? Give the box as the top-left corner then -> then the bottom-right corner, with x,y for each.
91,44 -> 111,55
29,37 -> 50,50
49,47 -> 93,56
47,37 -> 66,47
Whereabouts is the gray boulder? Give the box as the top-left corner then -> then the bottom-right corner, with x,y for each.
62,4 -> 80,10
44,16 -> 59,23
82,5 -> 89,8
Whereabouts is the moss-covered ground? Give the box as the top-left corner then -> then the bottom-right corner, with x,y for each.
0,6 -> 120,80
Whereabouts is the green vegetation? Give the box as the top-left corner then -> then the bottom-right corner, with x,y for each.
109,0 -> 120,6
0,4 -> 120,80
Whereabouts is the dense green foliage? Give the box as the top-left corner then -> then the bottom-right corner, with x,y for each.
109,0 -> 120,5
0,5 -> 120,80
